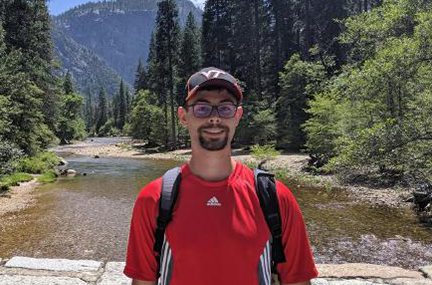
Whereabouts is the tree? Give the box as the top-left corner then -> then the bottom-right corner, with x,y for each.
230,0 -> 271,98
118,80 -> 127,130
64,72 -> 74,94
130,90 -> 164,146
57,73 -> 86,144
96,87 -> 108,134
304,0 -> 432,185
154,0 -> 181,149
0,48 -> 50,155
177,12 -> 201,105
2,0 -> 60,135
84,87 -> 95,134
277,54 -> 327,150
134,58 -> 147,92
201,0 -> 233,71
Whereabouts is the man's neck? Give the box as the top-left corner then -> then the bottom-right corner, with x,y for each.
188,148 -> 236,182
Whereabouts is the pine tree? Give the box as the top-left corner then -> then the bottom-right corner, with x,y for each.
230,0 -> 271,98
0,47 -> 49,154
154,0 -> 181,149
177,12 -> 201,105
84,87 -> 94,134
125,86 -> 132,124
57,73 -> 86,144
112,92 -> 119,127
96,87 -> 108,133
118,80 -> 127,130
201,0 -> 233,71
64,72 -> 74,95
134,58 -> 147,92
296,0 -> 349,70
146,32 -> 163,103
2,0 -> 60,137
0,21 -> 5,58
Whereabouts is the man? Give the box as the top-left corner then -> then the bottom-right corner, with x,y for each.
124,67 -> 318,285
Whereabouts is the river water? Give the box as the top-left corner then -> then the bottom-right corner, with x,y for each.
0,138 -> 431,269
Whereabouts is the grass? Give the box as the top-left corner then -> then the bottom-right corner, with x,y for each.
37,170 -> 58,183
1,152 -> 62,191
18,152 -> 61,174
250,144 -> 280,161
0,172 -> 33,191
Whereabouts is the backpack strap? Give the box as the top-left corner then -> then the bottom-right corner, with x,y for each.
254,169 -> 286,276
154,167 -> 182,277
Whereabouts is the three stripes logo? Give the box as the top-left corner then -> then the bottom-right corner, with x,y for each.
207,196 -> 221,207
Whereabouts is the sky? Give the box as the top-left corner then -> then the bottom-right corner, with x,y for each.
48,0 -> 205,15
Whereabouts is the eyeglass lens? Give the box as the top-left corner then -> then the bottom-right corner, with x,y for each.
193,104 -> 237,118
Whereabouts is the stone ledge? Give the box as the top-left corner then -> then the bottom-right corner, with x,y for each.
97,262 -> 130,285
317,264 -> 424,280
0,267 -> 101,283
421,266 -> 432,279
312,279 -> 386,285
5,256 -> 102,272
0,275 -> 89,285
389,278 -> 432,285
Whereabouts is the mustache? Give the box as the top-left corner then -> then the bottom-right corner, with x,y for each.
198,124 -> 229,132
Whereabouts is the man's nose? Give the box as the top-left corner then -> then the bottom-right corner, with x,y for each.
208,108 -> 221,124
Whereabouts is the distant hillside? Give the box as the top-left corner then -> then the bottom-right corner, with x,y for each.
51,21 -> 127,98
52,0 -> 202,88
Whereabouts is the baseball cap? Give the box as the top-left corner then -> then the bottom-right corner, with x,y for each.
185,67 -> 243,103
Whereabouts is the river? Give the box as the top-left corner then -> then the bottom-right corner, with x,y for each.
0,138 -> 431,269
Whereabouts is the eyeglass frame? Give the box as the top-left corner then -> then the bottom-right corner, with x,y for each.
184,103 -> 240,119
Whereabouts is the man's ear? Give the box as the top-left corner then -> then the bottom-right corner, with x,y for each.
235,106 -> 243,126
178,106 -> 188,127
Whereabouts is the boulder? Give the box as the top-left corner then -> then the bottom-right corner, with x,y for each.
59,169 -> 77,177
58,157 -> 68,166
66,169 -> 77,176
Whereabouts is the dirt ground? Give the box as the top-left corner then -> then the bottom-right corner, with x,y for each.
0,179 -> 40,217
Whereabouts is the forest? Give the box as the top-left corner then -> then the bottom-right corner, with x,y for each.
1,0 -> 431,188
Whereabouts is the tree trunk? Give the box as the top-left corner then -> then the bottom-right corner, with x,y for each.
305,0 -> 313,60
169,51 -> 177,150
253,0 -> 262,98
164,101 -> 168,150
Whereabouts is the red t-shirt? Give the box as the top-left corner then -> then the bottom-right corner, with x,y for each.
124,162 -> 318,285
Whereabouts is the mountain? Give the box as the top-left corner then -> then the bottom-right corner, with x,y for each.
51,21 -> 126,97
52,0 -> 203,92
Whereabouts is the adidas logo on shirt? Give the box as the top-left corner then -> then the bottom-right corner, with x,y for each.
207,196 -> 221,207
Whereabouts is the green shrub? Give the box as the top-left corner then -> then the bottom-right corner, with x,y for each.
0,140 -> 23,176
37,170 -> 58,183
0,172 -> 33,190
19,152 -> 61,174
251,144 -> 280,161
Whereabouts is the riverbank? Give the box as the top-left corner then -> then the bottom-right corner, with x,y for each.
0,179 -> 40,218
1,256 -> 431,285
56,141 -> 411,208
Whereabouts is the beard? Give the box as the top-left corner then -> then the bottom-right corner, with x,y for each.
198,124 -> 230,151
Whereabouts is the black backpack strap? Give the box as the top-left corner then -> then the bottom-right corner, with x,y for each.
254,169 -> 286,276
154,167 -> 181,277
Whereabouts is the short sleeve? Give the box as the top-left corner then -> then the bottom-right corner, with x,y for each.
275,181 -> 319,284
124,178 -> 162,281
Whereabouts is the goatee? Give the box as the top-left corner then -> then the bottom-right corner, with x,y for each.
198,124 -> 230,151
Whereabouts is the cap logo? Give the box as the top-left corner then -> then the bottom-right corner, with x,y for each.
200,70 -> 226,79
